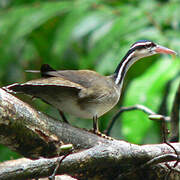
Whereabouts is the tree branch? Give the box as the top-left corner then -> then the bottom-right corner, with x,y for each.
0,142 -> 180,180
0,88 -> 105,159
105,104 -> 170,135
0,88 -> 180,180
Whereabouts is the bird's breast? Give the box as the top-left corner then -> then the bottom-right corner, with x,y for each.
78,87 -> 120,118
43,87 -> 120,119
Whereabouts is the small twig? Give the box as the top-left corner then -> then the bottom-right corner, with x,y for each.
157,115 -> 179,166
117,153 -> 179,179
166,164 -> 180,174
48,155 -> 68,180
161,116 -> 168,143
58,109 -> 69,124
141,154 -> 180,168
161,115 -> 179,168
49,144 -> 74,180
105,104 -> 169,135
157,114 -> 180,179
169,83 -> 180,142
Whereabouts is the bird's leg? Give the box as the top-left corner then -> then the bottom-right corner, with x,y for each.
92,115 -> 113,140
58,109 -> 69,124
93,115 -> 99,134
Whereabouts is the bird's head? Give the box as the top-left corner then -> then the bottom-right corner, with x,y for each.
114,40 -> 177,85
129,40 -> 177,59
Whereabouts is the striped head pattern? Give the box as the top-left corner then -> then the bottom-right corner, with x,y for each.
114,40 -> 176,85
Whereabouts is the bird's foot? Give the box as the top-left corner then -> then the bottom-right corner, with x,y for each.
89,129 -> 114,140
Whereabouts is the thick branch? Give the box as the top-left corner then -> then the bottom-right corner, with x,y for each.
0,88 -> 180,179
0,88 -> 105,158
0,143 -> 180,180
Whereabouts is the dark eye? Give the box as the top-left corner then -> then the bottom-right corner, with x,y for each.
151,42 -> 156,47
145,44 -> 151,49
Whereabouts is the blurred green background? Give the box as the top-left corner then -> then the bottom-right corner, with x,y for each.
0,0 -> 179,162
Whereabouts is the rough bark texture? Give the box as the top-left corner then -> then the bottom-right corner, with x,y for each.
0,88 -> 179,180
0,88 -> 104,158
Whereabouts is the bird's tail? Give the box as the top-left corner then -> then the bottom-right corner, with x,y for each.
25,64 -> 55,78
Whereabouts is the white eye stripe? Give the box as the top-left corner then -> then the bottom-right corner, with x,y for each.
130,42 -> 152,49
115,51 -> 135,85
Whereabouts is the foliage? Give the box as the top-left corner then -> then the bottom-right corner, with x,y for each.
0,0 -> 179,161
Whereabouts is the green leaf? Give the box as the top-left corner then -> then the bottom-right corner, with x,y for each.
51,0 -> 96,64
0,1 -> 72,67
88,6 -> 148,65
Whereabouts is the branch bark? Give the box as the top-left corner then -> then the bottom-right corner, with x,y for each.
0,88 -> 179,180
0,88 -> 104,158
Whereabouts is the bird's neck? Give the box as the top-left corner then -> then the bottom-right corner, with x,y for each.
113,50 -> 139,90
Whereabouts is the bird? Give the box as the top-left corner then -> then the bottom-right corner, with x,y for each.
3,40 -> 176,134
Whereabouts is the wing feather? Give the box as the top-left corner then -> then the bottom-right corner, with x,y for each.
3,77 -> 85,96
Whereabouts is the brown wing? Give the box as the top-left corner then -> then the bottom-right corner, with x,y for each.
3,77 -> 85,97
11,64 -> 112,100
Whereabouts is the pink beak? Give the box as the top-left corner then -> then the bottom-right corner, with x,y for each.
155,45 -> 177,55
